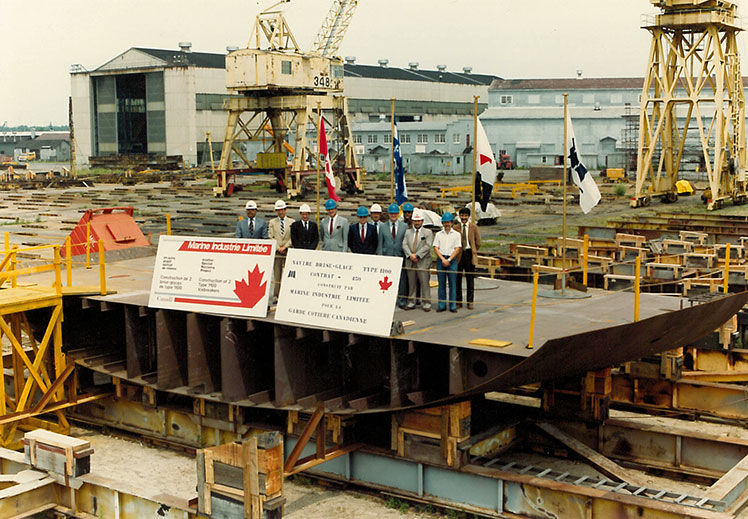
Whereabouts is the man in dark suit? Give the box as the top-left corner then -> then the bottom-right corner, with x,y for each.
290,203 -> 319,250
236,200 -> 268,239
348,206 -> 378,254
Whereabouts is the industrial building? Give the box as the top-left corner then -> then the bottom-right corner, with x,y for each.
483,77 -> 643,170
0,131 -> 71,161
72,44 -> 736,176
70,45 -> 494,170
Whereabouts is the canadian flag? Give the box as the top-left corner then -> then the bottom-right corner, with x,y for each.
319,116 -> 340,202
475,118 -> 496,211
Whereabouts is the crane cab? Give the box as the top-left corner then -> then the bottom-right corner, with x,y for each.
226,49 -> 344,94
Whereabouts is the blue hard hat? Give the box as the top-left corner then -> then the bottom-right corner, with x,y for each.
402,202 -> 414,212
387,203 -> 400,214
441,212 -> 454,223
356,206 -> 370,217
324,199 -> 337,210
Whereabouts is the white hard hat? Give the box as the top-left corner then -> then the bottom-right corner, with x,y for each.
245,200 -> 257,210
299,203 -> 311,213
274,199 -> 287,210
370,203 -> 382,213
412,209 -> 424,221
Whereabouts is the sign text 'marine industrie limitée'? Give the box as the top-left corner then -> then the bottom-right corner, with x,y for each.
149,236 -> 276,318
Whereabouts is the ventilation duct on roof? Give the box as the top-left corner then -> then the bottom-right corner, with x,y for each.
345,56 -> 356,64
436,64 -> 447,72
378,59 -> 389,67
409,62 -> 419,70
179,42 -> 192,53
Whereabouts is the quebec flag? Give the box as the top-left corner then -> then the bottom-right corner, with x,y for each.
394,122 -> 407,205
566,111 -> 601,214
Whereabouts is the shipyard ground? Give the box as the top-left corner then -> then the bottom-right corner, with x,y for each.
4,167 -> 748,518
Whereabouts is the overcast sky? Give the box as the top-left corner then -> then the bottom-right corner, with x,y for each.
2,0 -> 747,126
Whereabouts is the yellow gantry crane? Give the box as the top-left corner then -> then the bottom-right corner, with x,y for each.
631,0 -> 747,210
215,0 -> 362,198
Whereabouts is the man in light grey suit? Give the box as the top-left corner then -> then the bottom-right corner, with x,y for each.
402,209 -> 433,311
320,199 -> 349,252
268,199 -> 294,299
378,203 -> 408,307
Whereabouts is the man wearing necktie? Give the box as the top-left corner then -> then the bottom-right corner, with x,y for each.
402,209 -> 433,311
348,206 -> 378,254
320,199 -> 349,251
268,199 -> 295,300
290,203 -> 319,250
378,203 -> 408,307
236,200 -> 268,239
456,207 -> 481,310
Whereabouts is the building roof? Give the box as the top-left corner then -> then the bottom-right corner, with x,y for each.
104,48 -> 499,85
491,78 -> 645,90
25,138 -> 70,150
36,132 -> 70,141
134,48 -> 227,69
481,106 -> 628,120
344,63 -> 498,86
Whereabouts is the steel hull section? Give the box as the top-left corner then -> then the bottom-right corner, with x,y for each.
31,291 -> 748,413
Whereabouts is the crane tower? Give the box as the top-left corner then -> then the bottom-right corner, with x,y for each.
631,0 -> 746,210
215,0 -> 361,197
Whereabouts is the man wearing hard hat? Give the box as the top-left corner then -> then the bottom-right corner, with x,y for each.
236,200 -> 268,239
290,204 -> 319,250
433,212 -> 462,312
268,199 -> 294,300
320,199 -> 349,252
403,209 -> 433,312
378,203 -> 409,307
348,206 -> 378,254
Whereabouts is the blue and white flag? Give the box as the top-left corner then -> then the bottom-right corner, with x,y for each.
566,111 -> 601,214
393,122 -> 407,206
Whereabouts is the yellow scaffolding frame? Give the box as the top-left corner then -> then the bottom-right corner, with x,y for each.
0,244 -> 108,449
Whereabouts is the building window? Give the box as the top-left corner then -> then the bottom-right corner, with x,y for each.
417,134 -> 428,144
542,156 -> 547,163
453,133 -> 460,144
456,156 -> 461,164
281,61 -> 292,75
368,135 -> 378,144
528,94 -> 540,104
401,133 -> 411,144
354,134 -> 362,144
384,134 -> 392,144
500,95 -> 513,105
435,133 -> 446,144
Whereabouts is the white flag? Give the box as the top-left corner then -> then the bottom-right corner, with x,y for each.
566,111 -> 601,214
475,119 -> 496,211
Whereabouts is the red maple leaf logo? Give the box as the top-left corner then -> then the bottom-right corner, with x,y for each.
378,276 -> 393,292
233,265 -> 267,308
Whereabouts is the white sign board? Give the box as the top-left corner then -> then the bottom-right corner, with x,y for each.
275,249 -> 403,337
148,236 -> 276,317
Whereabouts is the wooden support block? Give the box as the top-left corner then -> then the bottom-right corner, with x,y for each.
468,338 -> 512,348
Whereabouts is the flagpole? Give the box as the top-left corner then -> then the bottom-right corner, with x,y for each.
562,93 -> 568,293
316,101 -> 321,226
390,98 -> 395,204
472,95 -> 478,216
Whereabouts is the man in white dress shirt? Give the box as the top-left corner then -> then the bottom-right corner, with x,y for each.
433,212 -> 462,312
